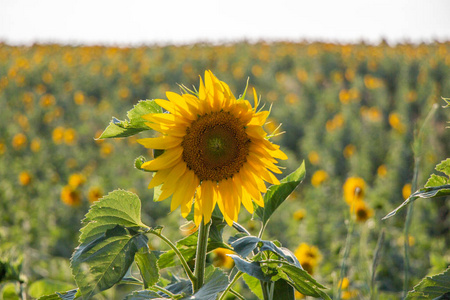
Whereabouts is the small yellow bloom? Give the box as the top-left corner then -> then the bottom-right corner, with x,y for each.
338,277 -> 350,289
39,94 -> 56,107
397,235 -> 416,247
212,248 -> 235,269
12,133 -> 27,150
311,170 -> 328,187
64,128 -> 77,145
342,290 -> 358,299
377,165 -> 387,177
343,144 -> 356,159
61,185 -> 82,207
293,209 -> 306,221
389,113 -> 406,133
88,186 -> 103,203
30,138 -> 41,152
308,151 -> 320,165
52,127 -> 65,144
19,171 -> 32,186
343,177 -> 365,204
402,183 -> 412,200
100,143 -> 114,157
74,91 -> 85,105
0,142 -> 5,155
294,243 -> 322,275
68,173 -> 86,189
339,89 -> 351,104
353,201 -> 374,223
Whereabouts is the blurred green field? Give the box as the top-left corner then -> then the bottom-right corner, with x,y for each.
0,41 -> 449,299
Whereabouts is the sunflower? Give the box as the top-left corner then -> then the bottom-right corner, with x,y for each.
343,177 -> 365,204
137,71 -> 287,226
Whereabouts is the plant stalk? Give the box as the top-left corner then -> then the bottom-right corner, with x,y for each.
193,218 -> 211,292
218,271 -> 243,300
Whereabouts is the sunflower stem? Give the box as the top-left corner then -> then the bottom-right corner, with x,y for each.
194,218 -> 211,292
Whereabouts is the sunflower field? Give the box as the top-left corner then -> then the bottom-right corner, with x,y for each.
0,41 -> 449,299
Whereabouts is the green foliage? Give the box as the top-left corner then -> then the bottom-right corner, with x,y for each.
187,266 -> 228,300
71,225 -> 148,299
98,99 -> 161,139
79,189 -> 149,243
254,161 -> 306,227
135,247 -> 159,289
28,280 -> 75,299
383,158 -> 450,219
405,267 -> 450,299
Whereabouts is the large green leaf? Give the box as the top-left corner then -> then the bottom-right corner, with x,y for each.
277,263 -> 330,299
71,226 -> 148,300
124,290 -> 164,300
254,161 -> 306,226
80,189 -> 148,243
243,273 -> 264,299
382,184 -> 450,220
272,279 -> 295,300
98,100 -> 162,139
406,267 -> 450,299
28,280 -> 75,299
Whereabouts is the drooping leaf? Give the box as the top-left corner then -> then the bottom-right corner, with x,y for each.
135,246 -> 159,288
1,283 -> 19,300
243,273 -> 264,299
183,267 -> 228,300
277,263 -> 330,299
259,242 -> 301,268
230,236 -> 261,258
124,290 -> 165,300
228,255 -> 271,282
80,189 -> 149,243
163,276 -> 193,296
28,280 -> 75,299
255,161 -> 306,226
405,267 -> 450,299
382,184 -> 450,220
37,289 -> 79,300
71,226 -> 148,300
98,100 -> 162,139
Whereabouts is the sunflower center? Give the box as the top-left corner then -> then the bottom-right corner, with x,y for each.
182,111 -> 250,182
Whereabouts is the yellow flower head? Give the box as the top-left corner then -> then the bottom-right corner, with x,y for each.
377,165 -> 387,177
343,144 -> 356,159
212,248 -> 235,269
88,186 -> 103,203
294,243 -> 322,275
353,201 -> 374,223
338,277 -> 350,289
138,71 -> 287,226
402,183 -> 412,200
293,209 -> 306,221
52,127 -> 65,144
68,173 -> 86,189
343,177 -> 365,204
64,128 -> 77,145
308,151 -> 320,165
311,170 -> 328,187
12,133 -> 27,150
61,185 -> 82,207
389,112 -> 406,133
19,171 -> 32,186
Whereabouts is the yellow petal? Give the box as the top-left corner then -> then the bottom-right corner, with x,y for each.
246,125 -> 267,139
199,180 -> 216,224
171,169 -> 197,212
246,158 -> 280,185
137,136 -> 182,149
144,122 -> 186,137
147,168 -> 171,189
252,87 -> 259,112
248,111 -> 270,126
141,147 -> 183,171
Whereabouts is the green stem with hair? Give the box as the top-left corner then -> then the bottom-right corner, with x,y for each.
193,218 -> 211,292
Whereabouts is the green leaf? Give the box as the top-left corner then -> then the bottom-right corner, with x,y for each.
277,263 -> 330,299
134,156 -> 151,172
382,184 -> 450,220
243,273 -> 264,299
80,189 -> 149,243
71,226 -> 148,300
425,174 -> 449,188
228,255 -> 272,282
272,279 -> 295,300
436,158 -> 450,177
406,267 -> 450,299
184,267 -> 228,300
37,289 -> 79,300
98,100 -> 162,139
28,280 -> 75,299
135,247 -> 159,288
254,161 -> 306,226
230,236 -> 260,258
1,283 -> 19,300
124,290 -> 163,300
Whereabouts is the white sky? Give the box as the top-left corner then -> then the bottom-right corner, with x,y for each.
1,0 -> 450,46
